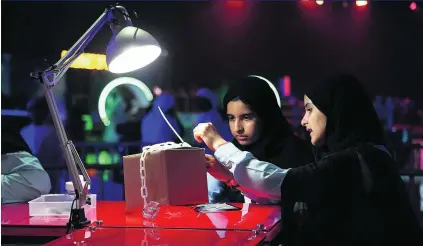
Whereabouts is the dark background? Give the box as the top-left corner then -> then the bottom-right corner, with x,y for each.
2,1 -> 423,99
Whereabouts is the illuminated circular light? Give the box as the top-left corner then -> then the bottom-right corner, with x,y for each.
316,0 -> 324,5
356,0 -> 367,7
248,75 -> 281,108
98,77 -> 154,126
410,2 -> 417,11
108,45 -> 161,74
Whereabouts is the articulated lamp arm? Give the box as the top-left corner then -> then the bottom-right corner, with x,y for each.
31,4 -> 134,211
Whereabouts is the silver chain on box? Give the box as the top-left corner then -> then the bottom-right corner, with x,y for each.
140,142 -> 189,208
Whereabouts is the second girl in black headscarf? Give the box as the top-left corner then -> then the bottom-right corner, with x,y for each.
278,74 -> 422,244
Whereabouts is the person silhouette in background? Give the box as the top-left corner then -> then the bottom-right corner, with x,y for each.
195,88 -> 232,148
141,93 -> 184,145
20,96 -> 64,194
2,93 -> 51,203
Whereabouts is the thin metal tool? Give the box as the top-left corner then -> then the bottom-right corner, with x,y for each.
158,106 -> 190,146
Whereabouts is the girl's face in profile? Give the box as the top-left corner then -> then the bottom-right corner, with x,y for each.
301,95 -> 327,146
227,99 -> 262,146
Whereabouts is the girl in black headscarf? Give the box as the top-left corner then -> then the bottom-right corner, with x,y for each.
219,75 -> 314,240
214,76 -> 313,203
222,76 -> 314,171
193,74 -> 421,245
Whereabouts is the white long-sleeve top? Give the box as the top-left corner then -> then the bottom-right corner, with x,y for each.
214,142 -> 289,203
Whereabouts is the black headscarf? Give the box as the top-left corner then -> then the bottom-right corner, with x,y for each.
223,76 -> 312,168
281,74 -> 423,245
306,74 -> 385,154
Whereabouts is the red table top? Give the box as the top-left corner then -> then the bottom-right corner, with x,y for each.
101,202 -> 281,231
44,227 -> 268,246
1,201 -> 281,234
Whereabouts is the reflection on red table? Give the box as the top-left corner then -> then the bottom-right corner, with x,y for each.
1,203 -> 69,236
1,203 -> 31,225
44,227 -> 267,246
103,202 -> 281,231
1,201 -> 281,236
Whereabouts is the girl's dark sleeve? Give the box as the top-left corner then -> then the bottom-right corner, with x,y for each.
281,152 -> 361,204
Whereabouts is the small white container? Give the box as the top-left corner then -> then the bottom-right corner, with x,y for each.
28,194 -> 96,217
29,175 -> 96,217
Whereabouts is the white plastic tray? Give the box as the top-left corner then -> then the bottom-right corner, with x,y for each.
28,194 -> 96,217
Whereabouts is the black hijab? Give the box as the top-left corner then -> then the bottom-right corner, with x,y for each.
223,76 -> 313,168
306,74 -> 385,154
285,75 -> 423,244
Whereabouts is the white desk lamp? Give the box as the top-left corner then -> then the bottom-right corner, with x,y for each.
30,4 -> 161,229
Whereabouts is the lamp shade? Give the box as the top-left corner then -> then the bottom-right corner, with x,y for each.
106,26 -> 161,74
